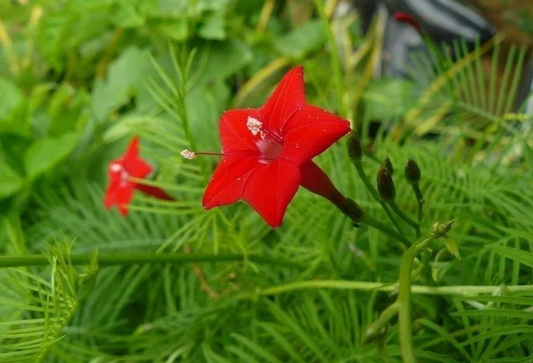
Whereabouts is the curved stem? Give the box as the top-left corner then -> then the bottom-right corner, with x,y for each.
388,201 -> 421,238
352,160 -> 405,236
0,253 -> 302,269
398,236 -> 434,363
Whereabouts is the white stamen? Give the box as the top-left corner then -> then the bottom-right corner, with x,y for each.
180,149 -> 196,160
246,116 -> 263,136
110,163 -> 122,172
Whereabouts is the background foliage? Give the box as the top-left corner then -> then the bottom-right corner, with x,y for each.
1,0 -> 533,362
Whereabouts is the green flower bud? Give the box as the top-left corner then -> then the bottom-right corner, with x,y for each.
404,158 -> 421,184
347,132 -> 362,161
377,168 -> 396,201
430,220 -> 454,238
381,157 -> 394,176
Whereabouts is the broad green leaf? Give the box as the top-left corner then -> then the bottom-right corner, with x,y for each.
24,132 -> 79,180
275,20 -> 327,59
113,0 -> 146,28
47,84 -> 89,137
199,11 -> 226,40
0,160 -> 23,200
91,47 -> 151,121
0,78 -> 23,120
201,41 -> 253,82
151,17 -> 189,41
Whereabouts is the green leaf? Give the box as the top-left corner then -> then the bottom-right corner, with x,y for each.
490,245 -> 533,268
201,41 -> 253,82
443,235 -> 461,260
151,17 -> 189,41
24,132 -> 79,180
0,78 -> 23,120
112,0 -> 146,28
91,47 -> 151,121
275,20 -> 327,59
199,11 -> 226,40
363,78 -> 416,121
0,160 -> 24,200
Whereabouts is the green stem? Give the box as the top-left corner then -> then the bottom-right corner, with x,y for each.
411,184 -> 425,224
240,280 -> 533,299
0,253 -> 301,269
352,160 -> 405,236
363,214 -> 410,247
363,301 -> 399,343
313,0 -> 345,117
398,236 -> 434,363
388,201 -> 421,238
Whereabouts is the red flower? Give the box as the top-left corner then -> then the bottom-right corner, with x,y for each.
104,137 -> 173,216
202,67 -> 351,227
393,12 -> 423,33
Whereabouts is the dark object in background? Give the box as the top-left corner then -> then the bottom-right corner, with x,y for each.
354,0 -> 533,114
356,0 -> 495,79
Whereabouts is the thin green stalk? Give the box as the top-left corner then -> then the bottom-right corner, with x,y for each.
398,236 -> 434,363
388,201 -> 421,238
243,280 -> 533,298
313,0 -> 346,117
363,301 -> 399,343
352,160 -> 404,236
411,184 -> 424,224
363,214 -> 410,246
0,253 -> 302,269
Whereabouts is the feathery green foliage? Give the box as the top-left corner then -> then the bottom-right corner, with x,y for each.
1,1 -> 533,362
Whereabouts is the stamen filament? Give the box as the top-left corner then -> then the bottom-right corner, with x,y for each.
181,149 -> 224,160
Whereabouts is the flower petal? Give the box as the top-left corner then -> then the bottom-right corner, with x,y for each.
203,156 -> 261,209
219,109 -> 263,155
300,161 -> 344,205
104,182 -> 135,216
121,137 -> 153,178
243,159 -> 300,228
260,66 -> 306,134
280,105 -> 351,165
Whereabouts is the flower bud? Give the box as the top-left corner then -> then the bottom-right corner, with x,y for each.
381,157 -> 394,176
430,220 -> 454,238
377,168 -> 396,201
347,132 -> 362,161
404,158 -> 421,184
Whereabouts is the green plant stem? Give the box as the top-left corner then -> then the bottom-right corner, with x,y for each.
242,280 -> 533,298
313,0 -> 345,117
388,201 -> 421,238
0,253 -> 301,269
363,301 -> 399,343
363,214 -> 410,247
411,184 -> 424,224
352,160 -> 404,236
398,236 -> 434,363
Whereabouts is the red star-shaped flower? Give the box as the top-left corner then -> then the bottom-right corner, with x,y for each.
104,137 -> 172,216
202,66 -> 351,227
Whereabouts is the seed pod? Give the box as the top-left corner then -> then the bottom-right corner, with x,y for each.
404,158 -> 421,184
381,157 -> 394,176
347,132 -> 362,161
377,168 -> 396,201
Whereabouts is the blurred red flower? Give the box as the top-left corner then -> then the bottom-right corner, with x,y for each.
104,137 -> 173,216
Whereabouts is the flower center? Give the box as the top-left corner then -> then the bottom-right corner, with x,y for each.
110,163 -> 129,183
257,138 -> 283,164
